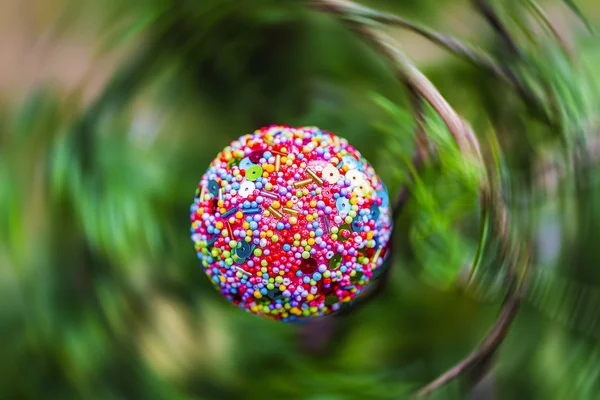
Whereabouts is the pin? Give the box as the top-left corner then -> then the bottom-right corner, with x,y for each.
282,207 -> 299,216
218,188 -> 223,201
227,222 -> 234,239
322,216 -> 330,234
267,206 -> 283,219
242,208 -> 261,214
293,178 -> 313,188
222,207 -> 237,218
275,155 -> 281,172
235,266 -> 252,276
305,168 -> 323,186
371,246 -> 382,269
199,185 -> 206,200
260,191 -> 278,200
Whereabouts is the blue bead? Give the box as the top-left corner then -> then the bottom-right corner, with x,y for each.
303,276 -> 311,283
283,244 -> 291,251
312,272 -> 322,281
239,157 -> 254,170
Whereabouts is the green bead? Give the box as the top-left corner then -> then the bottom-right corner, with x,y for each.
246,165 -> 263,181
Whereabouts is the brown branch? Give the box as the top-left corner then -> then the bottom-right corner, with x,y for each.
473,0 -> 521,58
416,266 -> 528,398
311,0 -> 510,84
308,1 -> 528,397
416,197 -> 528,397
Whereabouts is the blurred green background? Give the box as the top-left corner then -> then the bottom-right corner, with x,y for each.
1,0 -> 600,398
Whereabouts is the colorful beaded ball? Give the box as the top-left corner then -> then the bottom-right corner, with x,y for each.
190,125 -> 392,322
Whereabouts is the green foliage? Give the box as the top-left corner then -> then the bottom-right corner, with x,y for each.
1,0 -> 600,399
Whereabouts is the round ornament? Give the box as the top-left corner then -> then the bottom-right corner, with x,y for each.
190,125 -> 392,322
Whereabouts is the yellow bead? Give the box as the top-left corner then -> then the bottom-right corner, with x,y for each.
307,294 -> 314,301
236,211 -> 243,219
254,290 -> 262,298
272,201 -> 281,209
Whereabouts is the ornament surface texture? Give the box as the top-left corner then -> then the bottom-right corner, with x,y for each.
190,125 -> 392,321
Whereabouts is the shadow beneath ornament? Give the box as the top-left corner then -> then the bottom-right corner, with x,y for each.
297,245 -> 394,355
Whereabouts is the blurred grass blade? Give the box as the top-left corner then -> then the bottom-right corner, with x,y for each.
563,0 -> 595,34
